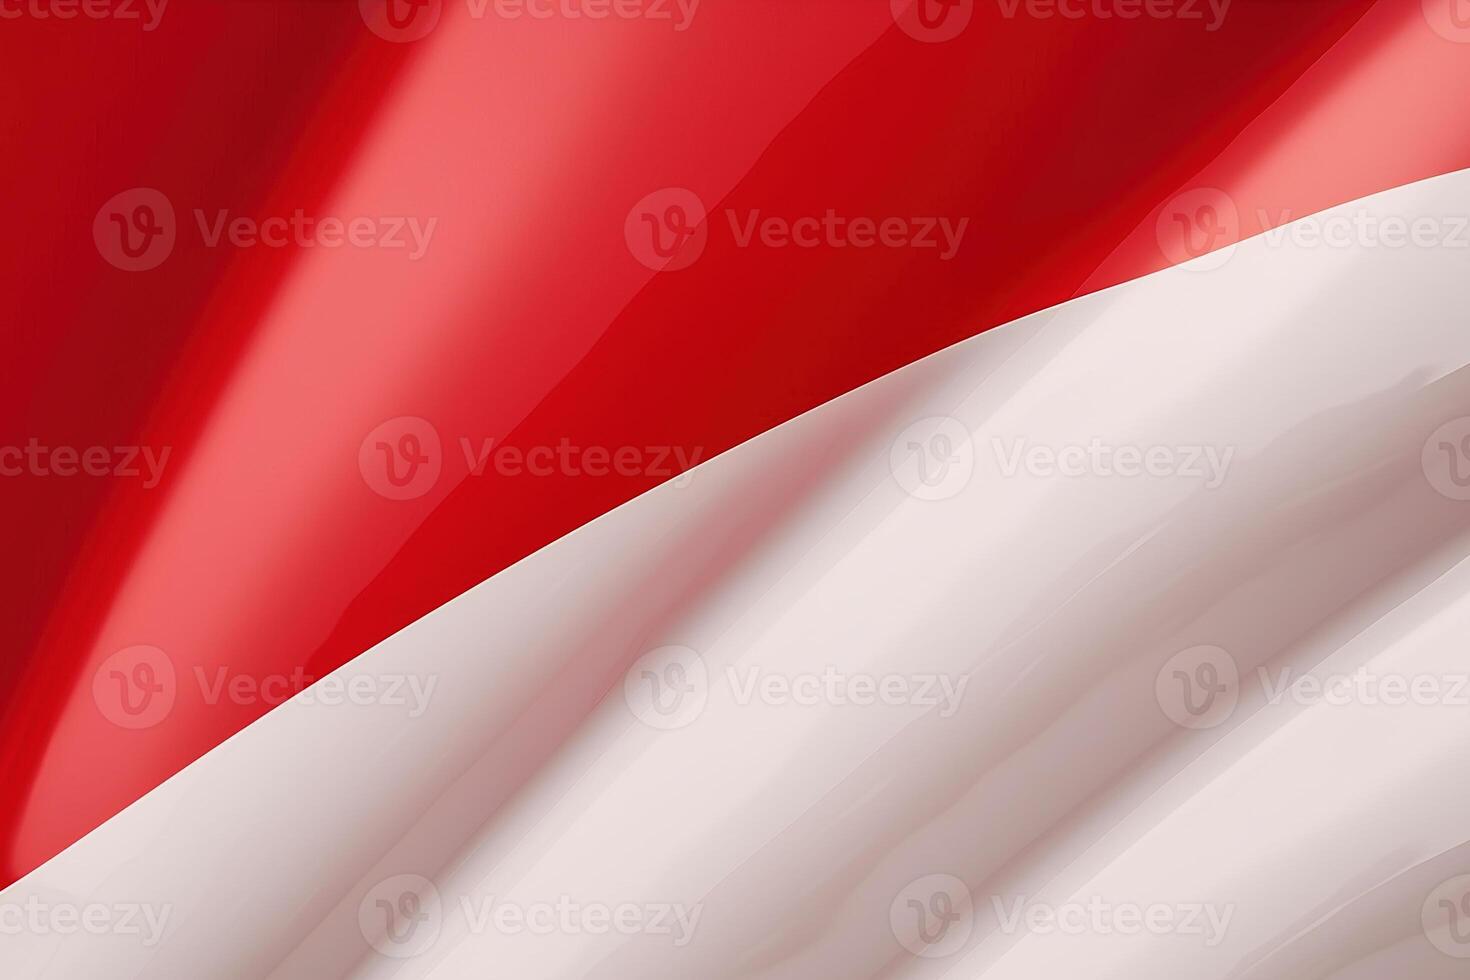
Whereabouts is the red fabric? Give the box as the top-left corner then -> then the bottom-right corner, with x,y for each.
2,0 -> 1465,887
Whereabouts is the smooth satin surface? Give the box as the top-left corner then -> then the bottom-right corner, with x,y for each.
7,171 -> 1470,977
8,0 -> 1470,886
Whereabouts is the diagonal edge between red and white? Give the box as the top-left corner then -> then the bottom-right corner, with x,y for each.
16,0 -> 1470,891
8,168 -> 1470,979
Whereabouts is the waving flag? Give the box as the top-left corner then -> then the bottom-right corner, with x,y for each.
4,1 -> 1470,976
